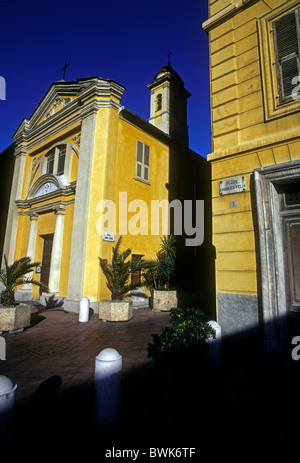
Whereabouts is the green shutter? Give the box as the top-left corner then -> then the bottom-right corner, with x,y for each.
273,8 -> 300,101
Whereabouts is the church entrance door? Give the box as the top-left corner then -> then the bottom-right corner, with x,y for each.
40,234 -> 53,294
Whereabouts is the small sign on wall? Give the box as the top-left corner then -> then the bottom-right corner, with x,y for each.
220,176 -> 246,195
102,232 -> 115,242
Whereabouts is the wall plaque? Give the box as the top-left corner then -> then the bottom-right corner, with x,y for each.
102,232 -> 115,242
220,176 -> 246,195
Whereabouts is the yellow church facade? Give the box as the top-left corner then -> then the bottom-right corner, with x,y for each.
3,67 -> 209,313
203,0 -> 300,352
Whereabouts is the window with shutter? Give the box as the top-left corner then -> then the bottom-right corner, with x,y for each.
135,141 -> 150,183
273,7 -> 300,103
45,144 -> 67,177
46,150 -> 55,174
57,146 -> 66,176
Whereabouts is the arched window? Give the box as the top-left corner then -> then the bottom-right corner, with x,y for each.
156,93 -> 162,111
45,145 -> 66,176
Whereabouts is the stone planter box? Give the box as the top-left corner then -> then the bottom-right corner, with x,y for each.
0,304 -> 31,332
99,299 -> 133,322
151,289 -> 178,312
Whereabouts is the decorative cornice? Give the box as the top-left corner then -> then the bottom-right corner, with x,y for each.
24,114 -> 81,152
55,204 -> 66,215
13,120 -> 30,145
207,127 -> 300,162
14,144 -> 27,158
16,181 -> 76,211
29,212 -> 39,220
202,0 -> 259,32
27,173 -> 67,199
78,78 -> 125,104
12,77 -> 125,147
16,198 -> 75,216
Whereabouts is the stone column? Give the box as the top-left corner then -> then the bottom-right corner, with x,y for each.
15,213 -> 38,301
26,213 -> 39,261
48,205 -> 66,294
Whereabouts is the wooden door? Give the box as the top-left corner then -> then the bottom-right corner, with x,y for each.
40,234 -> 53,294
281,184 -> 300,312
131,254 -> 143,287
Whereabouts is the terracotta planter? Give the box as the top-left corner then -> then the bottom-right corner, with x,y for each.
0,304 -> 31,332
151,289 -> 178,312
99,299 -> 133,322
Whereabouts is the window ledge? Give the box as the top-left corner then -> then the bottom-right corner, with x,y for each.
133,176 -> 151,186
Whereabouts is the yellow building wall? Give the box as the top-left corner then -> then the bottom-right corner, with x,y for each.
10,78 -> 190,307
206,0 -> 300,308
14,215 -> 30,262
82,106 -> 170,301
13,121 -> 80,299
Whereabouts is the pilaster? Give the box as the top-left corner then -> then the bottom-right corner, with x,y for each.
65,107 -> 98,310
48,205 -> 66,294
2,145 -> 27,266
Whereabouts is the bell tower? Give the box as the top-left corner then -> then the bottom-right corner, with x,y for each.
147,61 -> 191,146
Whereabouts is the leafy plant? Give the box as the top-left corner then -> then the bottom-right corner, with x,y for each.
148,307 -> 215,366
0,255 -> 48,306
142,235 -> 177,290
99,236 -> 153,300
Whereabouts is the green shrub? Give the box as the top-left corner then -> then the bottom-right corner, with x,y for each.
148,307 -> 215,366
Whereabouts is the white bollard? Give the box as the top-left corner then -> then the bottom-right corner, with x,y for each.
79,297 -> 90,322
0,376 -> 17,442
207,320 -> 221,366
95,348 -> 122,426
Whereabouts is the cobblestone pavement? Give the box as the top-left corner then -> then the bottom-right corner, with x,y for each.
0,303 -> 299,456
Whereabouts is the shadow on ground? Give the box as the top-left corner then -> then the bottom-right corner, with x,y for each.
8,347 -> 300,452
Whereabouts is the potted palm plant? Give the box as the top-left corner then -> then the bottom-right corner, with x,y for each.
142,235 -> 178,312
0,255 -> 47,332
99,237 -> 151,322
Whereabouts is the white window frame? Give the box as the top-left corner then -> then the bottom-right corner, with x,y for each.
259,1 -> 300,121
273,6 -> 300,104
45,145 -> 66,176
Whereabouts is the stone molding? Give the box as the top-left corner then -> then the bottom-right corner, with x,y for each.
207,127 -> 300,161
55,204 -> 66,216
14,144 -> 27,158
254,160 -> 300,353
12,77 -> 125,151
16,198 -> 75,216
202,0 -> 259,32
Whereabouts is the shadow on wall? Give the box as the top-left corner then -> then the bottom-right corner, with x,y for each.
0,144 -> 15,263
220,308 -> 300,356
168,145 -> 216,322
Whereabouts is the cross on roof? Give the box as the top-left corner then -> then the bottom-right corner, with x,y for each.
61,61 -> 70,80
167,52 -> 173,66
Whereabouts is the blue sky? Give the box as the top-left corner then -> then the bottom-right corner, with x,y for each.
0,0 -> 211,157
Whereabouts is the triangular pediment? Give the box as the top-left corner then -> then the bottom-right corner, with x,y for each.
38,95 -> 74,124
29,81 -> 82,128
12,77 -> 126,142
12,81 -> 82,140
